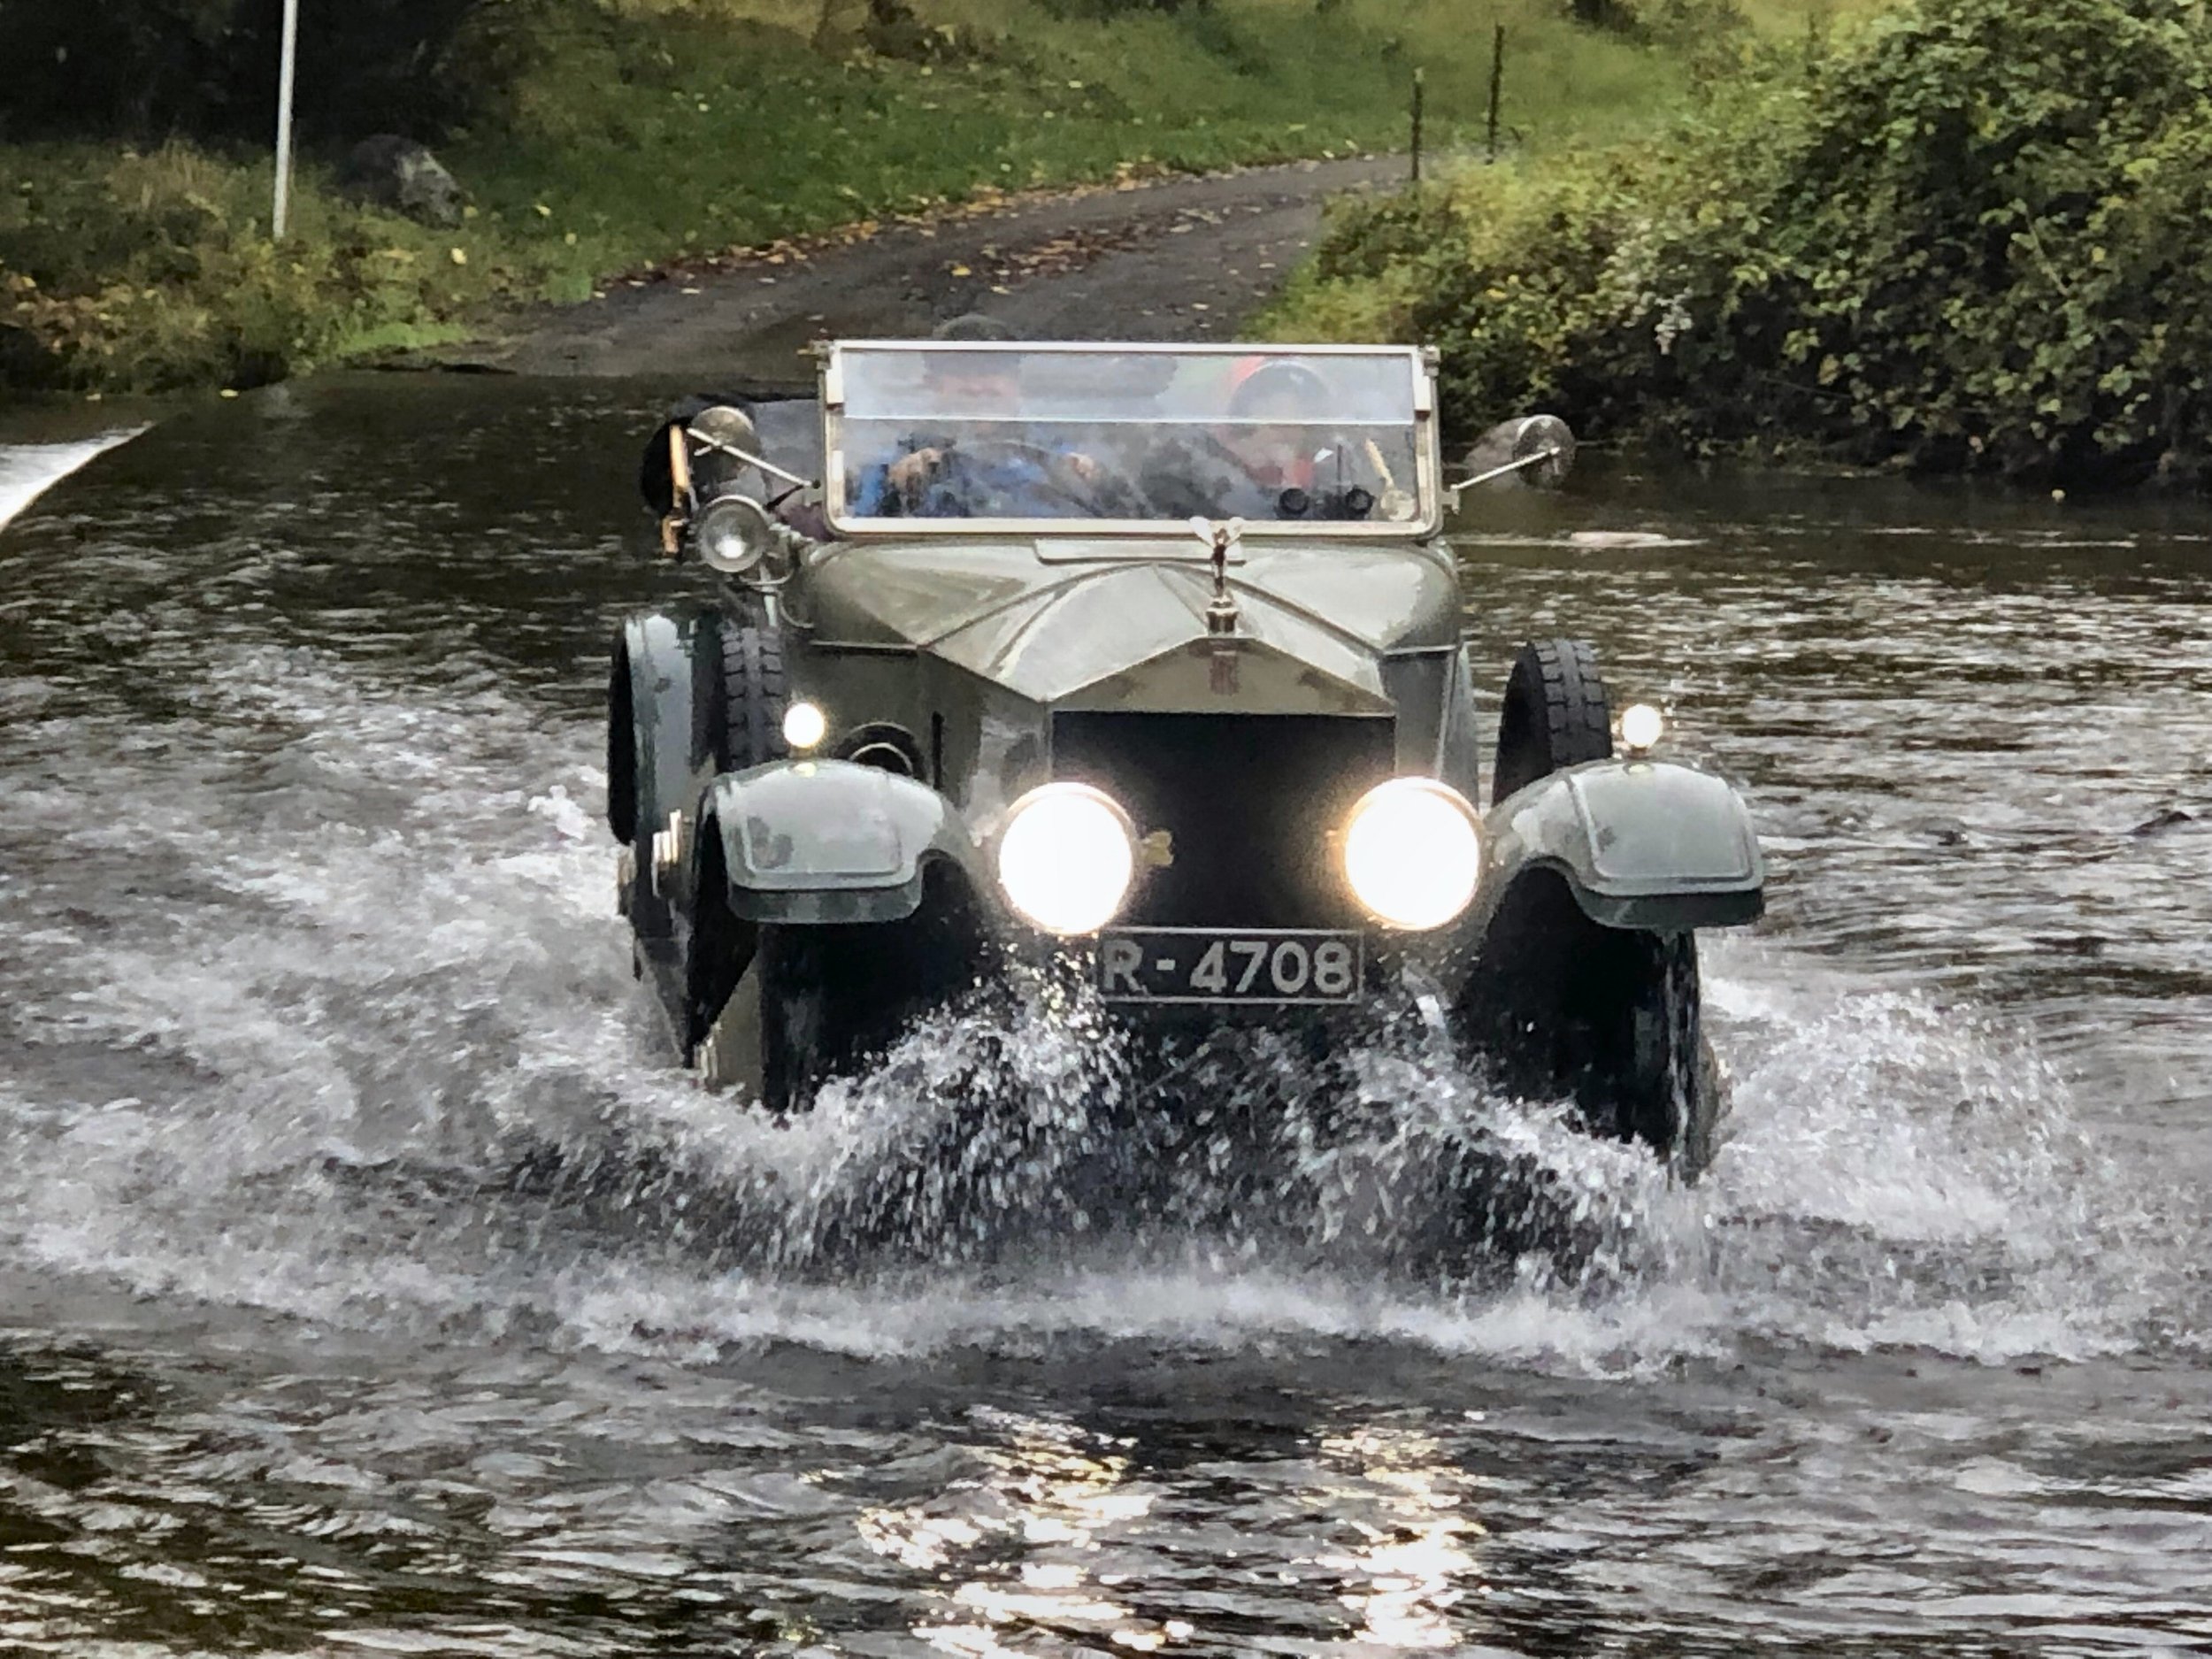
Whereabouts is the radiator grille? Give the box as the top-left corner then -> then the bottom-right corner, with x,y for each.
1051,712 -> 1396,928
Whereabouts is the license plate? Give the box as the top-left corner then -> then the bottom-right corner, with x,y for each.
1096,927 -> 1363,1005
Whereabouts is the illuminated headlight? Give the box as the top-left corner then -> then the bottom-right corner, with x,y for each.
1618,702 -> 1664,755
996,782 -> 1136,936
695,494 -> 773,575
1341,778 -> 1482,931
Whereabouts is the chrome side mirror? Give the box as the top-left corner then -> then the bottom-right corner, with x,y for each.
689,403 -> 761,457
687,403 -> 814,491
1444,413 -> 1578,508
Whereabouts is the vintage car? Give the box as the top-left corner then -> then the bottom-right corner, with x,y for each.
606,341 -> 1763,1175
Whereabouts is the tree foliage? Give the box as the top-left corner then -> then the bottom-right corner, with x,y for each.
1286,0 -> 2212,487
0,0 -> 550,144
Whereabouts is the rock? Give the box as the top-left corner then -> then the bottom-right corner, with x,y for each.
336,135 -> 463,227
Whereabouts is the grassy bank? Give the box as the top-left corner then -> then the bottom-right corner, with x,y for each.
1268,0 -> 2212,488
5,0 -> 1773,395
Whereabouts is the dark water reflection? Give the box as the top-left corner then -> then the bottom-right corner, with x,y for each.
2,379 -> 2209,1655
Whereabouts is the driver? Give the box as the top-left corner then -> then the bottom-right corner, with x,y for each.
848,316 -> 1106,518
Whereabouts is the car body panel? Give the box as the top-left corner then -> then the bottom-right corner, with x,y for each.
705,759 -> 988,925
613,608 -> 721,934
1479,759 -> 1766,932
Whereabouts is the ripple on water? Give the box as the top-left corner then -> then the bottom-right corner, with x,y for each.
5,413 -> 2212,1655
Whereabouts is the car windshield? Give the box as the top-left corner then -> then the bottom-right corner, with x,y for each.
827,343 -> 1433,533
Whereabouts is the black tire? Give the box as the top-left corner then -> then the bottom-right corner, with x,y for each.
1456,873 -> 1722,1178
605,640 -> 671,939
1492,638 -> 1612,806
718,621 -> 790,772
606,643 -> 637,845
757,926 -> 832,1116
1614,931 -> 1721,1178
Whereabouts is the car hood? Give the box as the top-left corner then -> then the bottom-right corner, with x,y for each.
796,536 -> 1460,710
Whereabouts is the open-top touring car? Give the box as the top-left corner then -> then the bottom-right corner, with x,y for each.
606,339 -> 1763,1174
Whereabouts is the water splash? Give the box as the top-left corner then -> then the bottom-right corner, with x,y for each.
0,644 -> 2200,1378
0,428 -> 148,532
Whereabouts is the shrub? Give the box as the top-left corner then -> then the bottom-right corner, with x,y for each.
1279,0 -> 2212,488
0,0 -> 553,145
0,145 -> 507,390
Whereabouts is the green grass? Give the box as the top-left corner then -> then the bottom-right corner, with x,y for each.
0,0 -> 1861,394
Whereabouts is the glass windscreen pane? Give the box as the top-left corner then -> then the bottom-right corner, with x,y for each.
835,346 -> 1426,526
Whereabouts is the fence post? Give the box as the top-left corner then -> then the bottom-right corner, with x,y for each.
273,0 -> 299,238
1410,68 -> 1425,184
1486,23 -> 1504,165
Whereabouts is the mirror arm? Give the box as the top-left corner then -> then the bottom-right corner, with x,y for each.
1443,444 -> 1563,508
690,434 -> 814,491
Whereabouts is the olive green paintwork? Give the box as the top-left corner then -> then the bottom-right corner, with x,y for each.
621,520 -> 1766,938
615,608 -> 722,934
706,759 -> 989,925
780,534 -> 1466,810
1478,758 -> 1766,933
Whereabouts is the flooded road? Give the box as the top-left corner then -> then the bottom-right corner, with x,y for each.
2,377 -> 2209,1655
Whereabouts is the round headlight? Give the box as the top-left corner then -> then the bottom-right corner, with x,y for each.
695,494 -> 773,575
1341,778 -> 1482,931
996,782 -> 1136,936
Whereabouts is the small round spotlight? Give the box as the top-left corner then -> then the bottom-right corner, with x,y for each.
781,701 -> 827,751
1619,703 -> 1665,755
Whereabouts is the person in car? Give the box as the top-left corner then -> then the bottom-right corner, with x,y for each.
848,316 -> 1110,518
1138,359 -> 1378,522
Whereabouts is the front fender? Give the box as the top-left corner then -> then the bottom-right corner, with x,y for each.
705,759 -> 988,925
1479,759 -> 1763,931
611,608 -> 719,848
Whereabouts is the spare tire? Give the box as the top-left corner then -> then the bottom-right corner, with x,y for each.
1492,638 -> 1610,806
718,621 -> 791,772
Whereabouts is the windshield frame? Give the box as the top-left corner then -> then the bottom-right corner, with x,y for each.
819,340 -> 1443,540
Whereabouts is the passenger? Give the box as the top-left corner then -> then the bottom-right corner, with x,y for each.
1139,359 -> 1372,522
848,316 -> 1108,518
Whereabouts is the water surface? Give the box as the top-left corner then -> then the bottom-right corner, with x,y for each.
2,378 -> 2208,1655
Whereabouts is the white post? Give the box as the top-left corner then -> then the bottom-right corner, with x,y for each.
273,0 -> 300,238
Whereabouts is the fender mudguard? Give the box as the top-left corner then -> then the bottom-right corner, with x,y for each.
703,759 -> 988,925
1479,759 -> 1763,932
611,609 -> 719,849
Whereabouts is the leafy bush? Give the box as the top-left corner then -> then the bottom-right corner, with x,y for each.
0,0 -> 552,144
0,145 -> 506,390
1277,0 -> 2212,487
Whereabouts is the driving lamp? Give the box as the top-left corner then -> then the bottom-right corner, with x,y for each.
1341,778 -> 1483,932
1619,702 -> 1665,755
695,494 -> 774,576
781,701 -> 827,751
996,782 -> 1137,936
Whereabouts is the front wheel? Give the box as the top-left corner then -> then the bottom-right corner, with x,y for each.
718,621 -> 791,772
1609,931 -> 1721,1178
1492,638 -> 1611,805
1457,872 -> 1723,1178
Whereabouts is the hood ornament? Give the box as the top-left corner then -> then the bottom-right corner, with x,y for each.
1190,515 -> 1246,636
